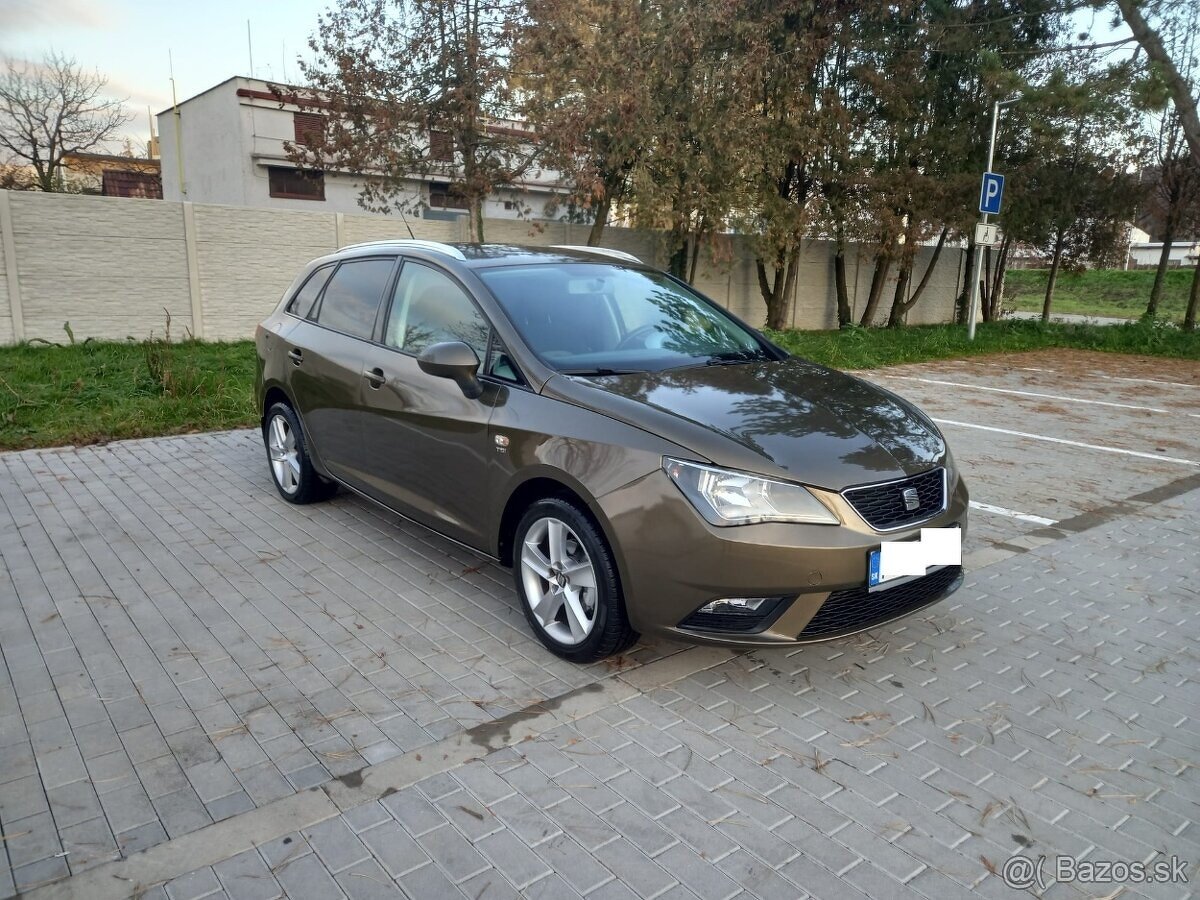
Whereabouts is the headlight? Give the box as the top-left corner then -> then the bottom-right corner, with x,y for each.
663,458 -> 839,526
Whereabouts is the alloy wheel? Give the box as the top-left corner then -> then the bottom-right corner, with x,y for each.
267,414 -> 301,495
519,516 -> 599,645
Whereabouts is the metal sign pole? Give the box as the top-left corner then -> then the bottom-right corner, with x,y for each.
967,100 -> 1002,342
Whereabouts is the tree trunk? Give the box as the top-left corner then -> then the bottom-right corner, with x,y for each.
687,220 -> 708,285
1043,227 -> 1067,322
587,196 -> 611,246
1115,0 -> 1200,166
989,236 -> 1011,319
1185,262 -> 1199,330
957,243 -> 977,324
890,227 -> 949,325
667,216 -> 689,278
467,198 -> 484,243
781,245 -> 800,327
858,251 -> 891,327
756,246 -> 800,330
979,247 -> 994,322
1146,226 -> 1175,318
833,242 -> 852,327
886,256 -> 913,327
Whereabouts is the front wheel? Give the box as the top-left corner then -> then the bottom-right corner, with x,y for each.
513,498 -> 637,662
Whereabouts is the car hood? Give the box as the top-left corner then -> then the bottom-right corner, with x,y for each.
543,358 -> 946,490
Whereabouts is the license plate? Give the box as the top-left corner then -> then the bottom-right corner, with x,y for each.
868,527 -> 961,592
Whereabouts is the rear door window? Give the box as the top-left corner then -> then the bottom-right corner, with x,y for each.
314,258 -> 396,339
286,265 -> 335,318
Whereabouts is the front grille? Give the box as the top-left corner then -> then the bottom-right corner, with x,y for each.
843,468 -> 945,531
800,565 -> 961,639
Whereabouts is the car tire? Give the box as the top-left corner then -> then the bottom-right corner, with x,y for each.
263,402 -> 335,504
513,497 -> 638,663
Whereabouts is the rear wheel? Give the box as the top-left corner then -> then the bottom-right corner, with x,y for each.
263,402 -> 335,504
513,497 -> 637,662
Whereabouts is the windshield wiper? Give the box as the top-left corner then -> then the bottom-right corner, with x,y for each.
560,367 -> 640,377
705,349 -> 768,366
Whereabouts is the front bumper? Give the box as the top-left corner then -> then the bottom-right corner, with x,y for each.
598,467 -> 969,646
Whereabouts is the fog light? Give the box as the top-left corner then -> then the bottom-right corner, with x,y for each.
698,597 -> 772,615
679,596 -> 789,634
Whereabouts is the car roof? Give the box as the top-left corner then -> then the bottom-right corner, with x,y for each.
333,240 -> 648,270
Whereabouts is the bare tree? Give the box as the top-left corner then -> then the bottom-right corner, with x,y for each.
0,52 -> 131,192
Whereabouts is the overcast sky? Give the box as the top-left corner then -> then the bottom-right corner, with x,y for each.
1,0 -> 1132,151
1,0 -> 327,145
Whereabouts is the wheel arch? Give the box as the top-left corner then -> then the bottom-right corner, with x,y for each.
260,383 -> 295,430
496,472 -> 627,594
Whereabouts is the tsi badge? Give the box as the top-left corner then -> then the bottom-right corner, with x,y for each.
902,487 -> 920,512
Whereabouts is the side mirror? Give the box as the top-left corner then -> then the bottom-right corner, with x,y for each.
417,341 -> 484,399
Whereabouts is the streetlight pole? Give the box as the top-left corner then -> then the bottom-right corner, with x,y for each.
967,98 -> 1017,341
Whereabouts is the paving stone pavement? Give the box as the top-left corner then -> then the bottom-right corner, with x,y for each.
0,431 -> 673,897
2,431 -> 1198,899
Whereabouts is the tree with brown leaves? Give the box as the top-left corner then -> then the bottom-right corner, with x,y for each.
292,0 -> 535,241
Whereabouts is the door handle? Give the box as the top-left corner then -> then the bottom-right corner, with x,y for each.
364,367 -> 386,388
287,348 -> 303,366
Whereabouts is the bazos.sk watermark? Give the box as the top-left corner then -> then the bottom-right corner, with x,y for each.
1002,854 -> 1189,890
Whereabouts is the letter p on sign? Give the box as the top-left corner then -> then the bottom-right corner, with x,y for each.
979,172 -> 1005,215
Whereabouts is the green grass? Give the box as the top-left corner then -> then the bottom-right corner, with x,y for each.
1006,267 -> 1194,321
766,319 -> 1200,370
1,319 -> 1197,450
0,339 -> 257,451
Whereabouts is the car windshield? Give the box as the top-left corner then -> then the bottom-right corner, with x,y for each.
477,263 -> 772,374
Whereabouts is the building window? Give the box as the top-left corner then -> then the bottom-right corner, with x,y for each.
429,130 -> 453,162
429,182 -> 468,210
268,166 -> 325,201
293,112 -> 326,148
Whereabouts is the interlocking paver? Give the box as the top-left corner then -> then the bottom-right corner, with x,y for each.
5,431 -> 657,894
274,851 -> 344,900
334,858 -> 404,900
475,828 -> 553,889
4,370 -> 1200,900
304,816 -> 371,875
213,847 -> 283,900
415,822 -> 491,884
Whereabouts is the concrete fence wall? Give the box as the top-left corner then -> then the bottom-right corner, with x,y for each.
0,189 -> 965,344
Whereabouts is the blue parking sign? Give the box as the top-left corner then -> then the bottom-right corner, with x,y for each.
979,172 -> 1005,215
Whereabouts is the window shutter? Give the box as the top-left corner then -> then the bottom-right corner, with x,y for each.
293,113 -> 325,148
429,130 -> 453,162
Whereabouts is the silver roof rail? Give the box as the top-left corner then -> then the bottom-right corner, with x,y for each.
552,245 -> 642,264
340,239 -> 467,260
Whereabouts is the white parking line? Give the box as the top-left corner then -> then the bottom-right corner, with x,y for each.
1092,373 -> 1200,389
931,418 -> 1200,467
879,374 -> 1170,413
969,501 -> 1057,526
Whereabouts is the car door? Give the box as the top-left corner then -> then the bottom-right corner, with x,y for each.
358,259 -> 495,549
287,256 -> 397,489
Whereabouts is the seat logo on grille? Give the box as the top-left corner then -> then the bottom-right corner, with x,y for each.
902,487 -> 920,511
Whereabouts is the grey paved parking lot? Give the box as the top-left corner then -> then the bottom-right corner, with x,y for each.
1,349 -> 1197,899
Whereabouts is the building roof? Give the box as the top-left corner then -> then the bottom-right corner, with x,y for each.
101,169 -> 163,199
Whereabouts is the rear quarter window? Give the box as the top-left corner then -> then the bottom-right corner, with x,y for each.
286,266 -> 335,318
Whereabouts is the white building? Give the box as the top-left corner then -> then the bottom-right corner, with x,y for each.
156,76 -> 568,221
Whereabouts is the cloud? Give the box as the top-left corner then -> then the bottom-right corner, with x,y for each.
0,0 -> 114,32
0,56 -> 165,107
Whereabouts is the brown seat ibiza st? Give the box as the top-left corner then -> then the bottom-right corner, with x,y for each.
256,241 -> 968,662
